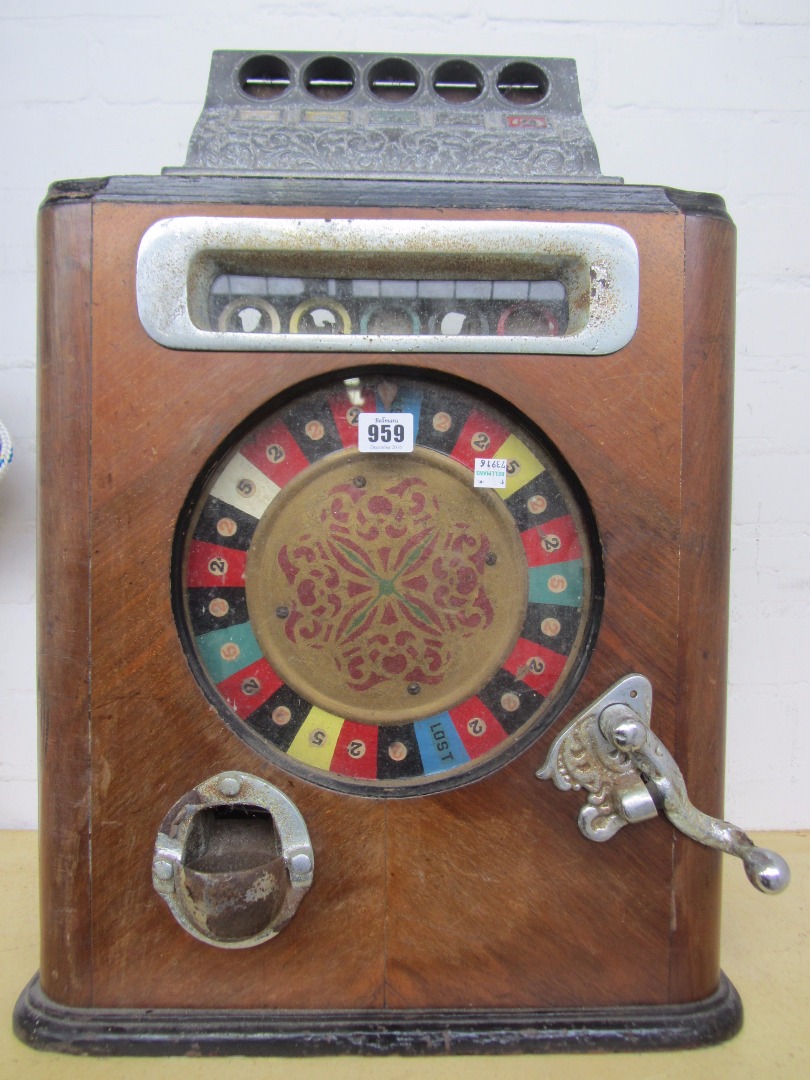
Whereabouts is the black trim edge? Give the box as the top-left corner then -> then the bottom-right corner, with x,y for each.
40,177 -> 729,221
39,174 -> 726,215
663,187 -> 730,220
42,178 -> 110,206
14,972 -> 742,1056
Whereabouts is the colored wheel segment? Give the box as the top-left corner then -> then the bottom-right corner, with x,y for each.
177,373 -> 598,795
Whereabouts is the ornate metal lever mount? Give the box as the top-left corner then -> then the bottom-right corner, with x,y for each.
537,674 -> 789,894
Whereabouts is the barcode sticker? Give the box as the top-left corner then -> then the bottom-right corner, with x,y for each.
474,458 -> 508,488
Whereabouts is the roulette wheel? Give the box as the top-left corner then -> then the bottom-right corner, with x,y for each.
175,372 -> 598,796
16,51 -> 788,1055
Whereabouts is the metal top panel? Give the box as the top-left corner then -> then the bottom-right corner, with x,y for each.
168,51 -> 618,184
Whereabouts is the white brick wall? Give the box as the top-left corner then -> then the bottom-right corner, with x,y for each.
1,1 -> 808,830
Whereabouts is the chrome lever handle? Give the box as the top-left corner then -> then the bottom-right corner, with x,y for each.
537,674 -> 790,894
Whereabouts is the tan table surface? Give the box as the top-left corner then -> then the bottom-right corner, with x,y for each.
1,829 -> 807,1078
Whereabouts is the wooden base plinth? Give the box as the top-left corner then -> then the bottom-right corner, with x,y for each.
14,973 -> 742,1056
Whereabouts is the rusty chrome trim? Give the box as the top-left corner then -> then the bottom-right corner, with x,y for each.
136,216 -> 639,355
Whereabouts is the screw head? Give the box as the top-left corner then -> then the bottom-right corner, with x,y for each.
218,775 -> 242,797
290,852 -> 313,875
275,605 -> 290,619
407,682 -> 421,696
353,476 -> 367,488
153,858 -> 174,881
485,551 -> 497,566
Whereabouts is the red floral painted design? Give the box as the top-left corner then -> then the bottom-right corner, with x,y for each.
278,476 -> 496,692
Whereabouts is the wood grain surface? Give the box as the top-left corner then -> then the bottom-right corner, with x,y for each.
37,197 -> 734,1014
669,213 -> 736,1002
38,202 -> 94,1005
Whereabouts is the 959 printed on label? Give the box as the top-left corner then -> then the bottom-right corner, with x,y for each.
357,413 -> 414,453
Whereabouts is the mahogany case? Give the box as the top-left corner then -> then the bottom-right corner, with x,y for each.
17,51 -> 742,1056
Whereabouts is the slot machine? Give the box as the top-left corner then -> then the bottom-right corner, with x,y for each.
15,51 -> 789,1055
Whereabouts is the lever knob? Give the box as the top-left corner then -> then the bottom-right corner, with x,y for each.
538,674 -> 789,894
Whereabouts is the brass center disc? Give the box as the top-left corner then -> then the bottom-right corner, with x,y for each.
245,447 -> 528,725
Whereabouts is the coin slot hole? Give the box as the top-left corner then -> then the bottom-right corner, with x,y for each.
496,62 -> 549,106
303,56 -> 356,100
238,55 -> 291,100
368,58 -> 420,102
432,60 -> 484,103
185,805 -> 279,874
